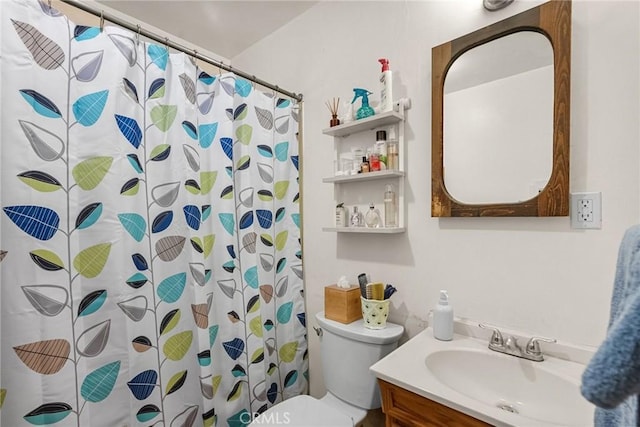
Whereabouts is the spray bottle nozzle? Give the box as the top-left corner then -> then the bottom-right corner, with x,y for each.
351,88 -> 373,104
378,58 -> 390,72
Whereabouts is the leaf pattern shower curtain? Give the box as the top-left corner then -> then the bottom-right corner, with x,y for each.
0,1 -> 307,426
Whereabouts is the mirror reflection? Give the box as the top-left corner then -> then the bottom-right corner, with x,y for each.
443,31 -> 554,204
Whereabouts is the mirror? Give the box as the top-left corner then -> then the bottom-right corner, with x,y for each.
432,1 -> 571,217
444,31 -> 553,204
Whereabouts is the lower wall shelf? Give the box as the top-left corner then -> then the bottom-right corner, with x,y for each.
322,227 -> 406,234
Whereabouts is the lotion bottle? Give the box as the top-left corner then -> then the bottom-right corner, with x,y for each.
378,58 -> 393,113
383,184 -> 397,227
335,203 -> 347,227
433,290 -> 454,341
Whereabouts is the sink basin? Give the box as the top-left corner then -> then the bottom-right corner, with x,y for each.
370,325 -> 595,427
425,348 -> 593,426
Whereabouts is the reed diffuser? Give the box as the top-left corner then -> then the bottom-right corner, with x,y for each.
325,97 -> 340,127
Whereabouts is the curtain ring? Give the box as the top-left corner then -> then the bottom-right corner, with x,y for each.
164,37 -> 169,52
218,61 -> 224,77
191,49 -> 198,66
135,24 -> 141,46
99,11 -> 104,32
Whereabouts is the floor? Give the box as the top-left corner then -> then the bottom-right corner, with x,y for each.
361,408 -> 385,427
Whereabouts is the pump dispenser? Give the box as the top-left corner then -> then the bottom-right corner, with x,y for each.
433,290 -> 453,341
351,88 -> 375,120
378,58 -> 393,112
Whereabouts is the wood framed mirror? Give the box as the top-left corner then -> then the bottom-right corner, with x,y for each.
431,1 -> 571,217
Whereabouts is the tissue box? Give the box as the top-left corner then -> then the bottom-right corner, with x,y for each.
324,284 -> 362,324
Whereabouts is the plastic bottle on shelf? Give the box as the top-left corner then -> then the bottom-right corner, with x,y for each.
378,58 -> 393,113
335,203 -> 347,227
383,184 -> 397,227
370,152 -> 380,172
387,141 -> 399,170
375,130 -> 388,169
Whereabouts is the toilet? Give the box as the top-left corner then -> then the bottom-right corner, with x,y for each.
249,311 -> 404,426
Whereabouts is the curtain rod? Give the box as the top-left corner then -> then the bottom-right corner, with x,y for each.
58,0 -> 303,102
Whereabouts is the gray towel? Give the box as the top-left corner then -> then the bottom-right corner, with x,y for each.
581,225 -> 640,426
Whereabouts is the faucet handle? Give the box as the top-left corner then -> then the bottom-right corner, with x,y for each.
479,323 -> 504,347
525,336 -> 556,357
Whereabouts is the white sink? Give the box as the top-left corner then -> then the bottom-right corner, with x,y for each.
370,324 -> 595,427
425,348 -> 593,426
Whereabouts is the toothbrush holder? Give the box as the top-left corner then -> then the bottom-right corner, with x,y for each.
361,297 -> 390,329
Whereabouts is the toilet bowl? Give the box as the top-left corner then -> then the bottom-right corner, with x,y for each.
249,311 -> 404,426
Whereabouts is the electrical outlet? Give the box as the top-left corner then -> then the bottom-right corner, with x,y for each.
571,192 -> 602,229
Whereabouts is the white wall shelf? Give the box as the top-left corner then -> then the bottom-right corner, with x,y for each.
322,110 -> 404,137
323,99 -> 410,234
322,170 -> 405,184
322,227 -> 406,234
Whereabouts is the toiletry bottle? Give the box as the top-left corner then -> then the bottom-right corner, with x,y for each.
335,203 -> 347,227
383,184 -> 397,227
375,130 -> 388,169
350,206 -> 363,227
387,141 -> 398,170
352,147 -> 364,173
351,88 -> 375,120
360,156 -> 370,173
433,290 -> 454,341
378,58 -> 393,113
364,203 -> 382,228
369,151 -> 380,172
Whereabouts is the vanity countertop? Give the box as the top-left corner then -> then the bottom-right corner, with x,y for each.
370,323 -> 595,427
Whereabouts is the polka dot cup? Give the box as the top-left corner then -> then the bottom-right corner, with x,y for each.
361,297 -> 390,329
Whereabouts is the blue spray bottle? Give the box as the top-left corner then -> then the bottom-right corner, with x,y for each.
352,88 -> 375,120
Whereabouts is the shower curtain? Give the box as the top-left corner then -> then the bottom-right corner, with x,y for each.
0,1 -> 307,426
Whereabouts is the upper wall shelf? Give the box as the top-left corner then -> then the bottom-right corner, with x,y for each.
321,226 -> 406,234
322,110 -> 405,137
322,170 -> 405,183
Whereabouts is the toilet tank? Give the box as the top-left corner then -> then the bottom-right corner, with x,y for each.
315,312 -> 404,409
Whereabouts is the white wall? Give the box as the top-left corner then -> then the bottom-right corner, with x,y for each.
233,0 -> 640,397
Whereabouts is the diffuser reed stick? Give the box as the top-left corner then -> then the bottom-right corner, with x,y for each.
326,97 -> 340,127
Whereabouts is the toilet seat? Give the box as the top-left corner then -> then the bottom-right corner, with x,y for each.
319,392 -> 367,424
248,394 -> 353,426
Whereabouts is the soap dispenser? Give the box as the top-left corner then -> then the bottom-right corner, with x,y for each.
433,290 -> 453,341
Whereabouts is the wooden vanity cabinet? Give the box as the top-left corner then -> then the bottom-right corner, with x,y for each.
378,379 -> 492,427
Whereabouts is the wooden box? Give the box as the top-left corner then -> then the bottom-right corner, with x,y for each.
324,284 -> 362,324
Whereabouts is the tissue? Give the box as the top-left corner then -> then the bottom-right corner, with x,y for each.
337,275 -> 350,289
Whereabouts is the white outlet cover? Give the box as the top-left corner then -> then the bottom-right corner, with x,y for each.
571,192 -> 602,229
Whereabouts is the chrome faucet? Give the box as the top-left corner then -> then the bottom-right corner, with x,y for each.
479,323 -> 556,362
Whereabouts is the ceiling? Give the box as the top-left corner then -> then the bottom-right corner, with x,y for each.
96,1 -> 317,59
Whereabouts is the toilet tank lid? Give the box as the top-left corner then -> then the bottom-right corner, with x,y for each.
316,312 -> 404,345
